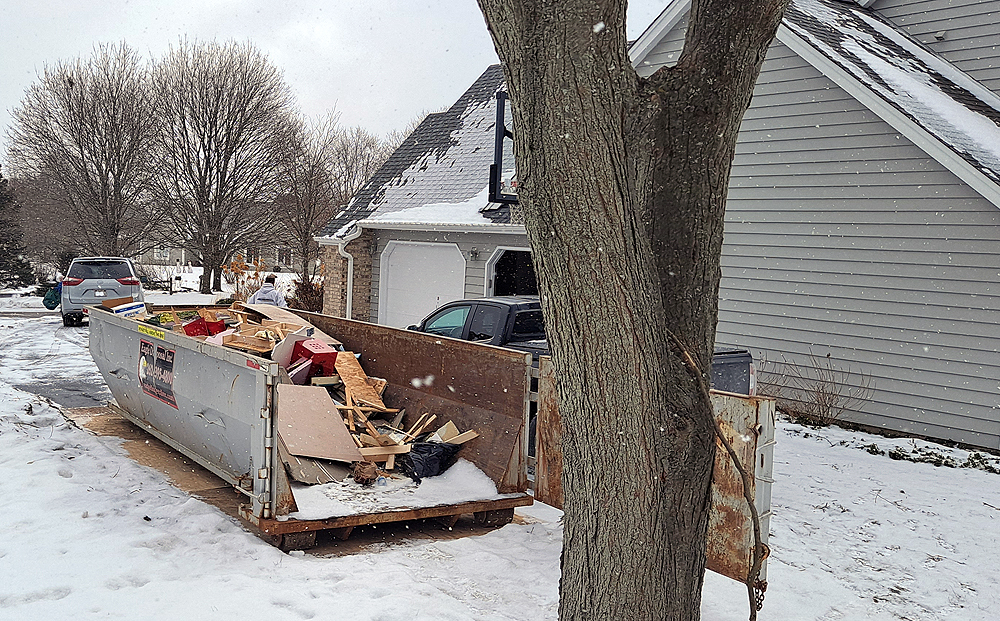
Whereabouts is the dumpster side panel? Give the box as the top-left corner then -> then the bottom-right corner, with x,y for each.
294,311 -> 531,491
89,309 -> 275,515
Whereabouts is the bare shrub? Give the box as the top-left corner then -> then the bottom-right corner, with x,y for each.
757,350 -> 874,426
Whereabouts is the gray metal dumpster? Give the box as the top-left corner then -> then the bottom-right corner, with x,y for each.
89,307 -> 280,518
88,304 -> 534,541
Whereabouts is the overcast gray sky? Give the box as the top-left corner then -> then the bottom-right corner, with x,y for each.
1,1 -> 666,162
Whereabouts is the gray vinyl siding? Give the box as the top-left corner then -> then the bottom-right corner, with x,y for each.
635,14 -> 688,77
872,0 -> 1000,96
368,229 -> 530,323
638,31 -> 1000,449
721,41 -> 1000,449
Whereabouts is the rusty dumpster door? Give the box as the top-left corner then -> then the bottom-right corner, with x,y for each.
532,357 -> 775,585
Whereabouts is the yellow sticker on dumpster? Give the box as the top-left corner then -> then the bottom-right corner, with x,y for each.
138,324 -> 166,340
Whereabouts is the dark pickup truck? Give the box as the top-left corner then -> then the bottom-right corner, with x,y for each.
408,295 -> 755,396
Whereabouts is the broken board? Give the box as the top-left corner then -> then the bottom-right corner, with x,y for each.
335,352 -> 386,409
275,384 -> 364,463
277,433 -> 351,485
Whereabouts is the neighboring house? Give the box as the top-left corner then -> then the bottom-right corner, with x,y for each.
319,0 -> 1000,451
138,244 -> 298,272
316,65 -> 533,330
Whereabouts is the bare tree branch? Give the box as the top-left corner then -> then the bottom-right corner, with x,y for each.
6,43 -> 161,257
152,39 -> 296,292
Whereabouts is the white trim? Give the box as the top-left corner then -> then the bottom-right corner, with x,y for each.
376,241 -> 466,326
777,25 -> 1000,211
484,246 -> 532,296
359,221 -> 527,235
628,0 -> 691,68
335,225 -> 363,319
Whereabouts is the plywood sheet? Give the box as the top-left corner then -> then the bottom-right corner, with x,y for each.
335,352 -> 386,408
276,384 -> 363,463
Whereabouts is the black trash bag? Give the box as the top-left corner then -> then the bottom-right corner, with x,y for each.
396,442 -> 463,484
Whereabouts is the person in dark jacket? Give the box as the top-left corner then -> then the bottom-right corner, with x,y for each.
247,275 -> 287,307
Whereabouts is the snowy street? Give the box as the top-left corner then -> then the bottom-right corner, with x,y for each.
1,312 -> 999,620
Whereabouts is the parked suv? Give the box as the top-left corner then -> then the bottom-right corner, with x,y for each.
60,257 -> 145,326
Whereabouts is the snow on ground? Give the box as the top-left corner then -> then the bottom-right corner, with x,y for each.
1,313 -> 999,620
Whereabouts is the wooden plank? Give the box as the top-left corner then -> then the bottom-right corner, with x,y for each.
275,384 -> 364,463
273,435 -> 300,516
445,430 -> 480,445
335,352 -> 386,408
244,494 -> 534,535
358,445 -> 411,457
277,433 -> 350,485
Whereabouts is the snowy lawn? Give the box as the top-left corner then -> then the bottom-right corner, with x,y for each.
1,314 -> 998,620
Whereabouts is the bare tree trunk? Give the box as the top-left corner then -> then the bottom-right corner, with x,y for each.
477,1 -> 787,619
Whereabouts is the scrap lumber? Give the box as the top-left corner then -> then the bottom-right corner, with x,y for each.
277,433 -> 350,485
358,445 -> 412,457
445,430 -> 480,445
335,352 -> 386,409
405,414 -> 437,441
436,421 -> 460,442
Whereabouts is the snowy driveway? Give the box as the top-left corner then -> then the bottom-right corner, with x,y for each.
0,314 -> 111,407
1,314 -> 999,619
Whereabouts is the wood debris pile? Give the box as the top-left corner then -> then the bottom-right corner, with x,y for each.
276,354 -> 480,487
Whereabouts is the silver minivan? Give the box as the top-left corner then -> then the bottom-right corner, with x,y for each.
60,257 -> 145,326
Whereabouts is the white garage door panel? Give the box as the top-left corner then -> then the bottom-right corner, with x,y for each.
379,242 -> 466,328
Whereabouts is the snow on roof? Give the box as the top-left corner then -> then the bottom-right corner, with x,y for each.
784,0 -> 1000,183
321,65 -> 515,240
358,186 -> 494,228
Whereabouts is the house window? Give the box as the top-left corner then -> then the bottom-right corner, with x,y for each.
246,247 -> 261,262
153,247 -> 170,261
276,246 -> 292,266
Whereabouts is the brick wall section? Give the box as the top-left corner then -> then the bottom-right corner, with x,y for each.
321,230 -> 374,321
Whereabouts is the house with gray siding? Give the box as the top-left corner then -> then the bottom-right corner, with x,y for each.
316,65 -> 534,330
319,0 -> 1000,450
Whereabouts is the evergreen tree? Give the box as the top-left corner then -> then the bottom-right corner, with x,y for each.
0,169 -> 35,288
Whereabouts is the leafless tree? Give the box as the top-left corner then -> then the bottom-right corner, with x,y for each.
152,39 -> 296,293
476,1 -> 790,619
329,126 -> 392,207
6,43 -> 161,258
278,112 -> 341,283
8,175 -> 78,269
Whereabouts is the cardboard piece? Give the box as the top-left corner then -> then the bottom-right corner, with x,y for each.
275,384 -> 364,463
112,301 -> 146,318
102,296 -> 134,309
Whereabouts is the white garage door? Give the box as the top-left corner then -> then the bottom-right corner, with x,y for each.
378,242 -> 467,328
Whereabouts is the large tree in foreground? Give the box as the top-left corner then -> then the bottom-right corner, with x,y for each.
6,43 -> 160,257
153,40 -> 295,293
476,1 -> 788,619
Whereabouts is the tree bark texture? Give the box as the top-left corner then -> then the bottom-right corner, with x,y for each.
476,1 -> 787,619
